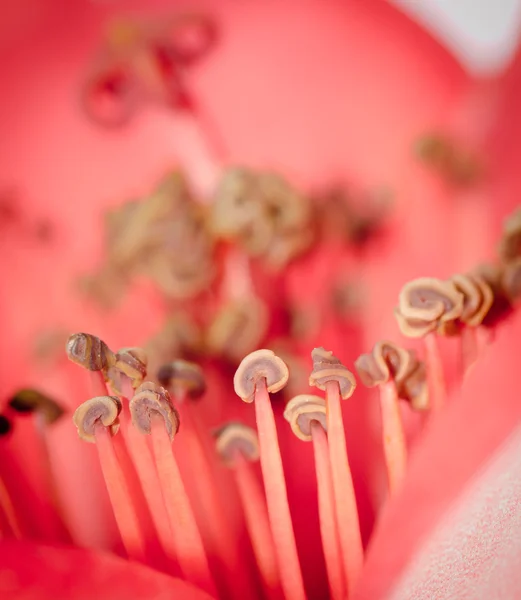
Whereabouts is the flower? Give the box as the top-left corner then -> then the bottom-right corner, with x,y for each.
2,1 -> 521,599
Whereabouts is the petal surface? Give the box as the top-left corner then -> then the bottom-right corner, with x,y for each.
0,540 -> 213,600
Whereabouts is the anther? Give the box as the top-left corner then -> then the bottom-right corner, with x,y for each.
396,278 -> 464,337
157,360 -> 206,399
283,394 -> 327,442
414,133 -> 482,186
72,396 -> 122,443
354,341 -> 416,388
129,382 -> 180,441
113,347 -> 148,389
215,422 -> 259,465
9,389 -> 64,425
233,349 -> 289,403
66,333 -> 116,372
309,347 -> 357,399
206,298 -> 268,363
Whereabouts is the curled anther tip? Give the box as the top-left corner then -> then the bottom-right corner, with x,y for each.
233,349 -> 289,403
451,273 -> 494,327
156,360 -> 206,399
502,258 -> 521,302
66,333 -> 116,372
394,307 -> 437,338
308,347 -> 356,400
206,298 -> 268,363
72,395 -> 122,443
283,394 -> 326,442
115,347 -> 148,388
9,389 -> 65,425
355,341 -> 416,388
214,422 -> 259,465
130,381 -> 180,441
398,277 -> 464,324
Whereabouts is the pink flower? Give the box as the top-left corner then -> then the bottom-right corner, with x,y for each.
1,1 -> 521,599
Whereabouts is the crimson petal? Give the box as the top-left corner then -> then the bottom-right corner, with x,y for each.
0,540 -> 213,600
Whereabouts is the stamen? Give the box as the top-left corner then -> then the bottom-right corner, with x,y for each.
234,350 -> 306,600
73,395 -> 146,561
309,347 -> 363,594
159,362 -> 252,599
108,347 -> 148,394
9,390 -> 71,542
284,395 -> 345,600
216,422 -> 281,599
355,342 -> 411,494
129,382 -> 216,596
66,332 -> 116,372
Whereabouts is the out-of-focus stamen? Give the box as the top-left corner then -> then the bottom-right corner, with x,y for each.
309,348 -> 363,595
284,395 -> 345,600
355,342 -> 413,493
159,361 -> 253,599
9,389 -> 71,542
216,422 -> 281,600
73,395 -> 145,561
130,382 -> 216,596
234,350 -> 306,600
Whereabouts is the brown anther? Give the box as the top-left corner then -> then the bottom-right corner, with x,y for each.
206,298 -> 268,363
283,394 -> 327,442
473,263 -> 503,294
233,349 -> 289,403
354,341 -> 417,388
399,363 -> 429,411
394,308 -> 436,338
498,208 -> 521,263
214,422 -> 259,465
414,133 -> 482,186
451,273 -> 493,327
129,381 -> 180,440
66,333 -> 116,372
72,395 -> 122,443
502,258 -> 521,302
115,347 -> 148,388
398,278 -> 464,324
156,359 -> 206,399
9,389 -> 65,425
211,168 -> 313,267
308,347 -> 356,400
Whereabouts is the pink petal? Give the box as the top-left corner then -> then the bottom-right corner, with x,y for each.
0,540 -> 213,600
353,310 -> 521,599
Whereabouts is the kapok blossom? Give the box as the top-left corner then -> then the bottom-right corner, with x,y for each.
4,1 -> 521,600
